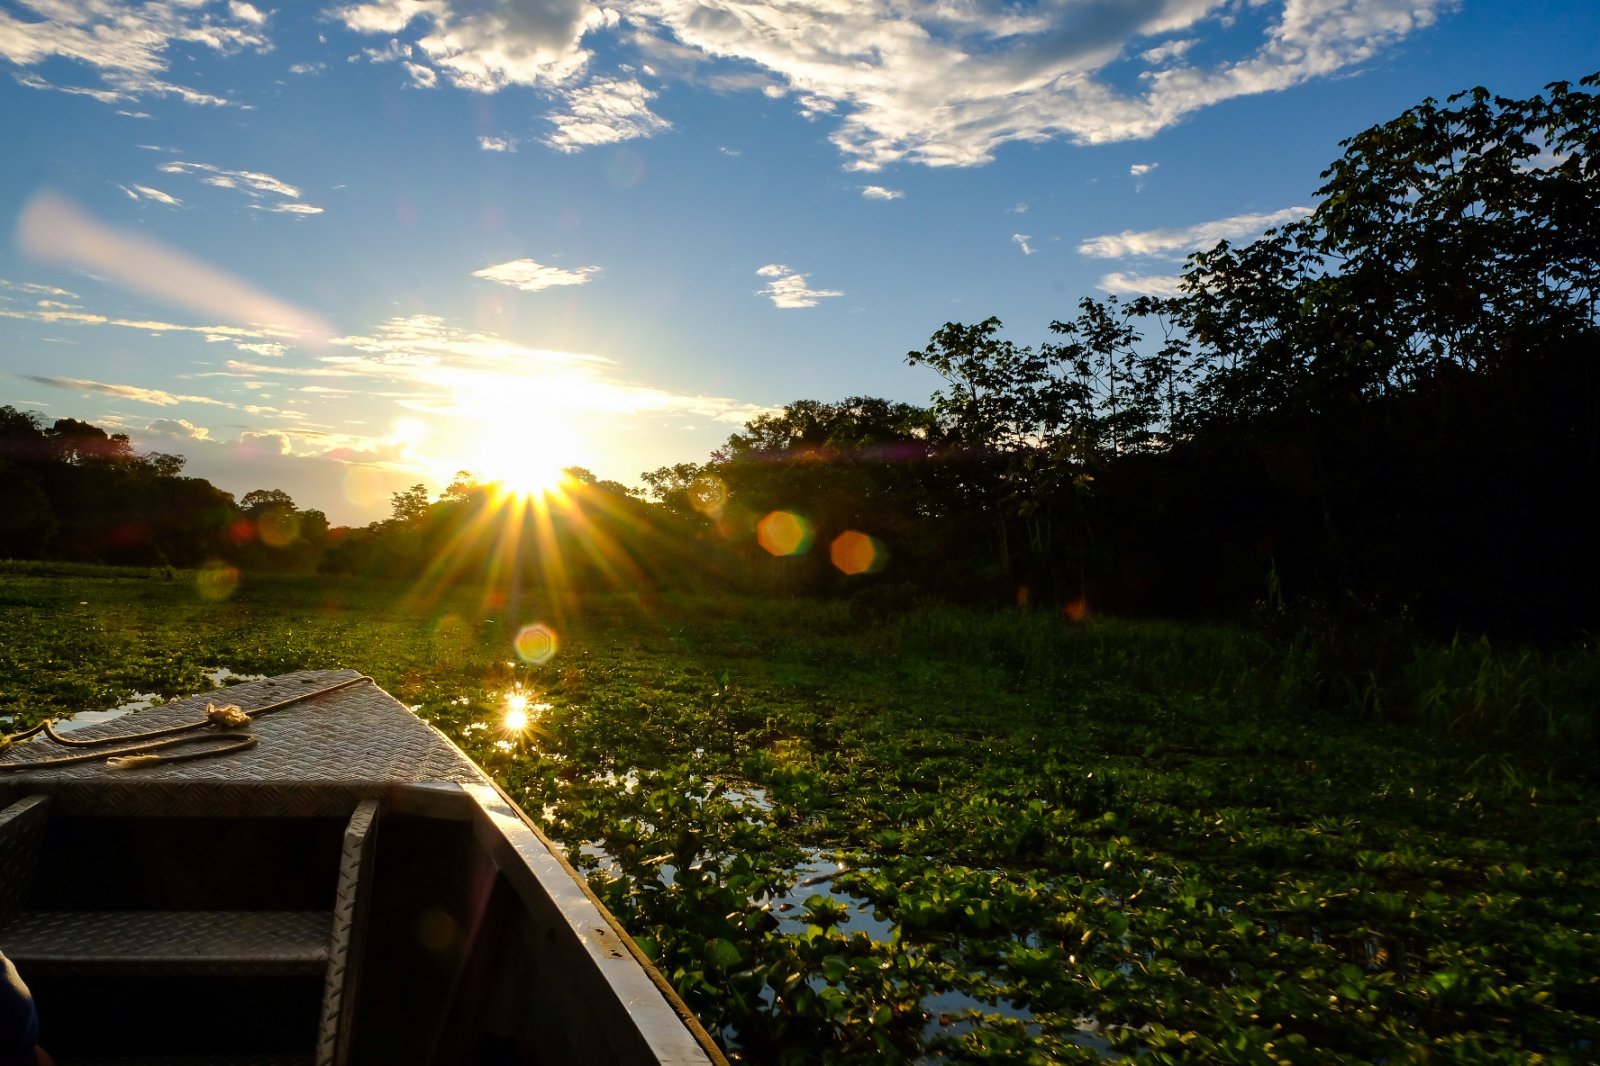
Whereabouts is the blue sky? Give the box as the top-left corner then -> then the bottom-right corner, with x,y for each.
2,0 -> 1595,524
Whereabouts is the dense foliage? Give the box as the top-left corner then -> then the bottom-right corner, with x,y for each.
0,407 -> 329,571
2,565 -> 1596,1063
647,74 -> 1599,639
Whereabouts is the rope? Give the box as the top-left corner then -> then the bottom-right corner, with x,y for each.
0,674 -> 374,772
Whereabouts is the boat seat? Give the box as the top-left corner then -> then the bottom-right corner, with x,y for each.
1,910 -> 332,976
59,1049 -> 310,1056
0,796 -> 378,1065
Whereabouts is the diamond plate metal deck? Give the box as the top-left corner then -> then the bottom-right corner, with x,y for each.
0,670 -> 484,817
3,910 -> 332,976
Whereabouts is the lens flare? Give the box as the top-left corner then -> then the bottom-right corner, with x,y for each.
196,560 -> 240,601
256,508 -> 300,547
830,530 -> 887,575
514,623 -> 559,664
756,511 -> 813,557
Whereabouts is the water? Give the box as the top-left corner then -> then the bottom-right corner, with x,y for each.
47,667 -> 266,734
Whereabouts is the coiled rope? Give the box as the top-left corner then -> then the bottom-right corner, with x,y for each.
0,674 -> 375,772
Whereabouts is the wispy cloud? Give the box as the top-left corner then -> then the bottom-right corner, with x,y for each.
17,375 -> 227,407
1097,272 -> 1184,297
0,305 -> 296,346
1012,234 -> 1035,256
121,184 -> 181,206
156,161 -> 323,215
0,0 -> 268,107
472,259 -> 601,293
755,265 -> 843,309
0,279 -> 78,300
1078,206 -> 1314,258
478,135 -> 517,152
1130,163 -> 1158,177
545,78 -> 670,153
299,314 -> 770,426
861,185 -> 903,201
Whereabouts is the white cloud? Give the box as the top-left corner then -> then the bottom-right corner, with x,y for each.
233,342 -> 290,358
755,265 -> 842,309
1078,206 -> 1314,258
1142,38 -> 1197,64
478,135 -> 517,152
0,0 -> 268,107
146,418 -> 212,441
121,184 -> 182,206
619,0 -> 1451,170
403,60 -> 438,87
157,161 -> 322,215
307,314 -> 770,427
472,259 -> 601,293
289,62 -> 326,75
861,185 -> 903,201
240,430 -> 293,456
1097,271 -> 1184,297
1008,202 -> 1029,215
545,77 -> 670,153
331,0 -> 602,91
1012,234 -> 1035,256
1130,163 -> 1159,177
0,279 -> 79,300
256,202 -> 325,215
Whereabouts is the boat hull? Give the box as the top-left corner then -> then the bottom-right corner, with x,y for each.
0,669 -> 724,1065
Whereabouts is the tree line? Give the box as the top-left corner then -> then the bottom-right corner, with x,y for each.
0,408 -> 329,572
2,74 -> 1594,640
643,74 -> 1599,640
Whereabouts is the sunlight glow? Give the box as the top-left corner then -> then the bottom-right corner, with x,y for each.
437,381 -> 584,500
505,694 -> 529,733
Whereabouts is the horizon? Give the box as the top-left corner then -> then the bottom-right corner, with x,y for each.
2,0 -> 1595,525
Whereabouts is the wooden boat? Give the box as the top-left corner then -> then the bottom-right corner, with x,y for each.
0,668 -> 727,1065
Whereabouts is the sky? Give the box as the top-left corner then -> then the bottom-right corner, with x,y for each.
1,0 -> 1595,525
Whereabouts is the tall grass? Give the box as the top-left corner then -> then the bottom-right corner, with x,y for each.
855,596 -> 1599,758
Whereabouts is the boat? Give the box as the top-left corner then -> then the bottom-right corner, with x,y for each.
0,668 -> 728,1065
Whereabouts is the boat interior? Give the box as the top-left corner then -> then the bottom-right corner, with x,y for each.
0,779 -> 710,1065
0,671 -> 718,1066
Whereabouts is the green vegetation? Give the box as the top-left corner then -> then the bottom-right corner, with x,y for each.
3,563 -> 1595,1063
3,69 -> 1597,1065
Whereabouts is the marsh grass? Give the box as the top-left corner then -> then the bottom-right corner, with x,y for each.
3,564 -> 1596,1062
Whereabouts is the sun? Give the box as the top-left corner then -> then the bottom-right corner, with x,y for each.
452,415 -> 575,499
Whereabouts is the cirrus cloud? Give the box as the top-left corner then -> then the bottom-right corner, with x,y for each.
1078,206 -> 1314,259
471,258 -> 601,293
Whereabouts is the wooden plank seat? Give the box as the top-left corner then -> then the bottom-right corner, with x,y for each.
2,910 -> 332,977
